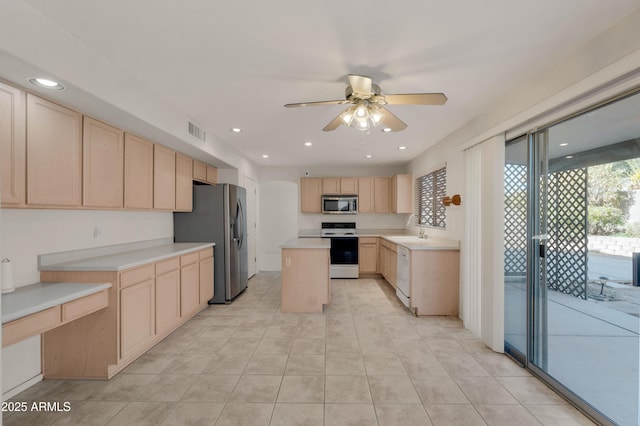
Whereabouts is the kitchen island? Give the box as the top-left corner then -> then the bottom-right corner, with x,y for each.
280,238 -> 330,313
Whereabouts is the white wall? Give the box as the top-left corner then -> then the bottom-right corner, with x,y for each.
0,209 -> 172,396
258,181 -> 299,271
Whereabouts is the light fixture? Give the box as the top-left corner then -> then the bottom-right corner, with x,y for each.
382,128 -> 392,133
304,141 -> 312,147
560,143 -> 568,147
566,155 -> 574,159
365,154 -> 373,159
398,146 -> 407,150
261,154 -> 269,159
340,100 -> 385,133
231,128 -> 243,133
28,78 -> 64,90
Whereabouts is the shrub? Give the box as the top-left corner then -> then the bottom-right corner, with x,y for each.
588,205 -> 625,235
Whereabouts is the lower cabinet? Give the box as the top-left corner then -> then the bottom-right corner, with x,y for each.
359,237 -> 378,274
379,240 -> 397,287
40,247 -> 212,380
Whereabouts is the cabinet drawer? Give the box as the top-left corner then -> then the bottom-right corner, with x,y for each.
181,251 -> 199,266
120,264 -> 154,289
199,247 -> 213,259
3,306 -> 61,347
62,290 -> 109,323
359,237 -> 378,245
155,257 -> 179,276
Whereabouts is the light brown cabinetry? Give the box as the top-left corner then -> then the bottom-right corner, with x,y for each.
155,258 -> 181,335
153,144 -> 176,210
180,252 -> 200,317
175,153 -> 193,211
391,174 -> 412,213
206,165 -> 218,184
322,177 -> 358,194
379,239 -> 397,287
410,250 -> 459,316
27,94 -> 82,207
199,247 -> 214,304
322,178 -> 340,194
374,177 -> 391,213
124,133 -> 154,209
358,237 -> 379,274
83,117 -> 124,208
300,177 -> 322,213
357,177 -> 374,213
281,247 -> 330,313
120,274 -> 155,359
192,160 -> 217,184
0,82 -> 26,207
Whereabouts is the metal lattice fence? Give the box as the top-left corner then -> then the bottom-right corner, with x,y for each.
504,164 -> 528,276
547,168 -> 588,299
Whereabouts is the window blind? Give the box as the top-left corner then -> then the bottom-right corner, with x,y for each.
415,167 -> 447,229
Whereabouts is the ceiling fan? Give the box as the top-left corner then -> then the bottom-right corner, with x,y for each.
284,74 -> 447,132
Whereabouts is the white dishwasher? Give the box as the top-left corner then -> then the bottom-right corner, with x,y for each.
396,245 -> 410,307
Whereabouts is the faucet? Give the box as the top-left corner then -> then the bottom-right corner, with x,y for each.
419,226 -> 426,239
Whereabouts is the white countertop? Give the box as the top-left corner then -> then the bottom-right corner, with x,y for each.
281,238 -> 331,249
39,242 -> 215,272
2,282 -> 112,324
381,235 -> 460,251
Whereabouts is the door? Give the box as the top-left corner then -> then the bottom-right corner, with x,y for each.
245,176 -> 257,278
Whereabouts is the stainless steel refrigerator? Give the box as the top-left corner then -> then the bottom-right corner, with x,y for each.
174,183 -> 248,303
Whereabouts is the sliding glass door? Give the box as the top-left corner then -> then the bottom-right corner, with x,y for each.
505,90 -> 640,426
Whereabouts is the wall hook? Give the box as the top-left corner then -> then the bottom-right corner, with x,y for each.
443,194 -> 461,206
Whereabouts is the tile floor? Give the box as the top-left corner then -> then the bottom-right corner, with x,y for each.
3,273 -> 596,425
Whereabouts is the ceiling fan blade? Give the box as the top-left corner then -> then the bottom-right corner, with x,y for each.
348,75 -> 372,95
284,100 -> 347,108
378,106 -> 407,131
383,93 -> 448,105
322,113 -> 344,131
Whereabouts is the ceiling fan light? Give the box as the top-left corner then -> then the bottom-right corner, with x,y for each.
370,111 -> 383,124
355,105 -> 367,118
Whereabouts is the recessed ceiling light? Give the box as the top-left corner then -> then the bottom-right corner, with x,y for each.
365,154 -> 373,159
231,128 -> 243,133
566,155 -> 574,159
28,78 -> 64,90
398,146 -> 407,150
304,141 -> 313,147
262,154 -> 269,159
560,143 -> 568,147
382,128 -> 392,133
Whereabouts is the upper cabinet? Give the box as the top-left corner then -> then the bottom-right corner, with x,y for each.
358,177 -> 374,213
300,177 -> 322,213
193,160 -> 217,185
175,154 -> 193,212
373,177 -> 390,213
322,177 -> 358,195
83,117 -> 124,208
391,174 -> 412,214
0,82 -> 26,207
124,133 -> 154,209
206,165 -> 217,184
153,144 -> 176,210
26,94 -> 82,207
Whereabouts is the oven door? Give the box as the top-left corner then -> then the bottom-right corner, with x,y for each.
330,237 -> 359,264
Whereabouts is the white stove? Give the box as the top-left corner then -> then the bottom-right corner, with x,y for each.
321,222 -> 359,279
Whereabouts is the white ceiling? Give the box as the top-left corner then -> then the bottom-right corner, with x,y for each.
2,0 -> 640,167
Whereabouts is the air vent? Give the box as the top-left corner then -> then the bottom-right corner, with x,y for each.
188,121 -> 206,142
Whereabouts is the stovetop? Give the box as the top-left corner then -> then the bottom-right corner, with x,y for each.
321,222 -> 357,237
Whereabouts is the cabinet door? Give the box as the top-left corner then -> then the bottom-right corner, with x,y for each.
373,177 -> 390,213
193,160 -> 207,182
175,153 -> 193,211
155,270 -> 181,335
392,174 -> 412,214
27,94 -> 82,207
322,178 -> 339,194
83,117 -> 124,208
300,178 -> 322,213
358,238 -> 378,274
199,255 -> 214,304
181,263 -> 200,317
153,144 -> 176,210
206,165 -> 217,184
120,279 -> 155,359
124,133 -> 153,209
358,177 -> 373,213
0,82 -> 26,206
340,178 -> 358,194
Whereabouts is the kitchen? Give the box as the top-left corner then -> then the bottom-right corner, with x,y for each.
1,1 -> 640,425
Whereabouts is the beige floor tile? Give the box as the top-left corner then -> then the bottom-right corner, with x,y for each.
123,352 -> 177,374
8,378 -> 66,401
473,353 -> 531,377
411,376 -> 470,404
325,375 -> 372,403
255,338 -> 293,355
374,403 -> 433,426
362,354 -> 407,375
149,334 -> 196,354
454,376 -> 519,405
160,402 -> 224,426
161,353 -> 214,375
325,325 -> 358,339
218,337 -> 261,354
290,338 -> 325,354
38,379 -> 105,402
50,400 -> 125,425
184,335 -> 229,353
358,338 -> 396,355
214,402 -> 274,426
229,375 -> 282,402
203,351 -> 252,375
277,375 -> 324,403
264,325 -> 297,339
498,377 -> 566,404
181,374 -> 240,402
200,325 -> 238,339
294,325 -> 327,339
525,404 -> 596,425
424,404 -> 487,426
135,374 -> 197,402
436,352 -> 492,377
232,325 -> 268,338
106,401 -> 174,426
367,375 -> 420,403
399,351 -> 449,376
285,354 -> 325,375
269,403 -> 323,426
87,373 -> 156,401
3,407 -> 65,426
245,354 -> 288,375
325,353 -> 366,375
324,403 -> 378,426
325,338 -> 360,354
475,404 -> 542,425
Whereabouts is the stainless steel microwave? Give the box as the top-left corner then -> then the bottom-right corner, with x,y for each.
322,195 -> 358,214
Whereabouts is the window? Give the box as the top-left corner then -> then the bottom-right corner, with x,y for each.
415,166 -> 446,229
